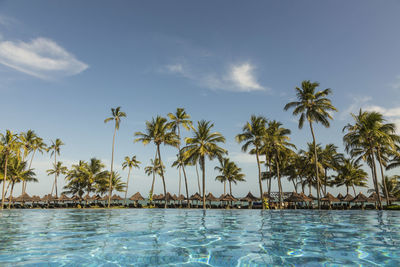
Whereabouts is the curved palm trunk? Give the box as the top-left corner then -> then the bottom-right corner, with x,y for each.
124,167 -> 132,206
377,149 -> 390,205
255,148 -> 264,209
8,182 -> 15,209
1,155 -> 8,210
201,156 -> 206,209
275,153 -> 283,209
195,163 -> 201,195
267,157 -> 272,207
157,144 -> 168,209
107,126 -> 117,208
24,148 -> 37,194
352,185 -> 356,197
181,164 -> 190,208
309,121 -> 321,209
369,149 -> 382,209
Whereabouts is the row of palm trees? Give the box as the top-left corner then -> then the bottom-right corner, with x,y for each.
2,80 -> 400,210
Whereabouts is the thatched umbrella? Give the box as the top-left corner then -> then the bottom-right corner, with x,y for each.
14,193 -> 33,203
352,192 -> 368,209
165,192 -> 174,203
341,194 -> 354,202
240,192 -> 259,209
111,194 -> 123,202
172,194 -> 178,201
190,193 -> 202,201
336,193 -> 344,201
285,192 -> 304,203
129,192 -> 145,201
299,193 -> 312,202
58,194 -> 70,202
321,193 -> 340,202
206,192 -> 218,202
31,195 -> 41,202
219,194 -> 237,208
41,194 -> 55,202
176,194 -> 186,201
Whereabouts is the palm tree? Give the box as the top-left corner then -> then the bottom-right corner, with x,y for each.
334,158 -> 368,196
343,110 -> 399,208
135,116 -> 179,208
48,138 -> 65,198
168,108 -> 193,207
24,136 -> 46,194
104,106 -> 126,208
64,160 -> 87,199
47,161 -> 68,198
144,158 -> 165,202
95,171 -> 126,196
122,155 -> 141,205
182,120 -> 227,209
236,115 -> 267,206
264,120 -> 296,208
215,158 -> 245,197
284,80 -> 337,208
320,144 -> 343,195
0,130 -> 18,210
7,158 -> 36,208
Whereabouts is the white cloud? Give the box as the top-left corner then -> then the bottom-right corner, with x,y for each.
230,152 -> 257,165
339,95 -> 372,120
229,63 -> 264,91
164,61 -> 267,92
0,37 -> 88,79
364,105 -> 400,132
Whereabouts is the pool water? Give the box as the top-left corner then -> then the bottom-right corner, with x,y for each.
0,209 -> 399,266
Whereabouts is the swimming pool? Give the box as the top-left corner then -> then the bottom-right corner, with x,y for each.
0,209 -> 399,266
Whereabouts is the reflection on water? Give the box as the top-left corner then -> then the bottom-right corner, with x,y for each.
0,209 -> 399,266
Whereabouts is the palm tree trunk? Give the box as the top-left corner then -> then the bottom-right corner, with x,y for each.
352,185 -> 356,197
369,150 -> 382,209
8,182 -> 15,209
292,180 -> 297,193
157,144 -> 168,209
275,153 -> 283,209
346,185 -> 349,195
124,167 -> 132,206
181,163 -> 190,208
53,153 -> 57,197
255,148 -> 264,209
201,156 -> 206,209
24,148 -> 37,194
224,181 -> 226,195
309,121 -> 321,209
1,154 -> 8,210
195,163 -> 201,195
324,168 -> 328,195
377,148 -> 390,205
229,180 -> 232,208
267,158 -> 272,207
108,126 -> 117,208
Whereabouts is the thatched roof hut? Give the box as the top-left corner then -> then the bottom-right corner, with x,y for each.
129,192 -> 145,201
111,194 -> 123,201
190,193 -> 202,201
285,192 -> 305,202
336,193 -> 344,200
31,195 -> 41,202
321,193 -> 340,202
206,193 -> 218,201
58,194 -> 71,201
299,192 -> 313,202
14,193 -> 32,202
176,194 -> 186,201
341,194 -> 354,202
172,194 -> 178,201
219,194 -> 237,202
41,194 -> 55,202
240,192 -> 259,202
308,194 -> 317,200
352,192 -> 368,202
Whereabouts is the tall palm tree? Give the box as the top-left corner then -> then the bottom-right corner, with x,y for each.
320,144 -> 343,195
0,130 -> 18,210
104,106 -> 126,208
24,136 -> 47,194
284,80 -> 337,208
168,108 -> 193,207
122,155 -> 141,205
7,158 -> 36,208
182,120 -> 227,209
47,161 -> 68,199
215,158 -> 245,196
144,158 -> 165,201
48,138 -> 65,198
334,158 -> 368,196
265,120 -> 296,207
236,115 -> 267,206
343,110 -> 399,208
135,116 -> 179,208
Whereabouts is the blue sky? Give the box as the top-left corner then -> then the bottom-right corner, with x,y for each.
1,0 -> 400,197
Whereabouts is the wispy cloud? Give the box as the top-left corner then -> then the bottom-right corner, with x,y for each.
230,152 -> 257,165
389,75 -> 400,89
339,95 -> 372,120
0,37 -> 88,79
164,62 -> 266,92
364,105 -> 400,133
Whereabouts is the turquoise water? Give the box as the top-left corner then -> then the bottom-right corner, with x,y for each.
0,209 -> 399,266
